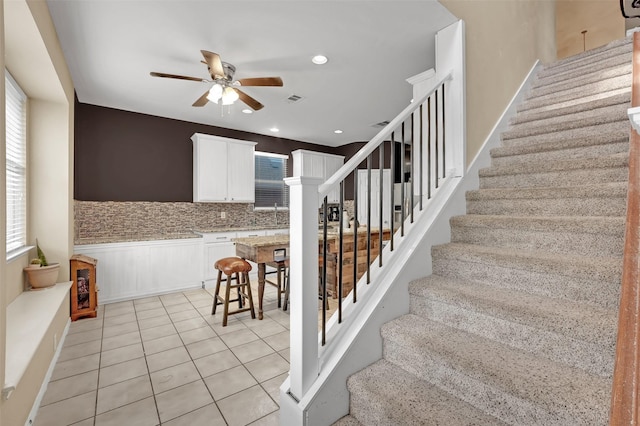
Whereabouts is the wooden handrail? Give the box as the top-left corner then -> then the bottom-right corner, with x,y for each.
610,31 -> 640,425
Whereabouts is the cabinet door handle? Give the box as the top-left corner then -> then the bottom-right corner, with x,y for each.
215,237 -> 227,240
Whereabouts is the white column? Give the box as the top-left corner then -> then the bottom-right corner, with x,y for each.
284,176 -> 323,400
436,20 -> 466,177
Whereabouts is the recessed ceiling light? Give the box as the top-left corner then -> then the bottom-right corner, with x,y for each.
334,129 -> 343,134
270,127 -> 280,133
242,109 -> 253,114
312,55 -> 328,65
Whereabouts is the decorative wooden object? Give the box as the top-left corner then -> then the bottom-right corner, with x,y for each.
70,254 -> 98,321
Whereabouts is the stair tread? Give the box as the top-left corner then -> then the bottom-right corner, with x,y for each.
466,182 -> 628,200
451,214 -> 624,234
491,130 -> 629,159
518,87 -> 631,116
409,274 -> 617,347
480,152 -> 628,177
432,242 -> 621,280
511,91 -> 630,126
503,103 -> 628,140
347,359 -> 507,426
519,74 -> 631,111
382,315 -> 611,423
539,37 -> 631,75
500,120 -> 629,148
531,61 -> 632,92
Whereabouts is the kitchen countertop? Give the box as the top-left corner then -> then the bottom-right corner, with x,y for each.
75,225 -> 290,246
74,225 -> 393,246
233,234 -> 291,248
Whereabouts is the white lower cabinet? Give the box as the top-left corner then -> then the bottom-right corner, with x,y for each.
74,238 -> 203,304
74,228 -> 291,303
202,232 -> 236,285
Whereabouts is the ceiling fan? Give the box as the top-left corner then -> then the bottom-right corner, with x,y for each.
150,50 -> 283,111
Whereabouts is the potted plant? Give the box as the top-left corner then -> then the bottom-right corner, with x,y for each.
24,239 -> 60,290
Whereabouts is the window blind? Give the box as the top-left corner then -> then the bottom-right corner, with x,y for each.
254,152 -> 288,208
6,71 -> 27,254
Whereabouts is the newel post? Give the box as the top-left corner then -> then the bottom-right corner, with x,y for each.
284,176 -> 322,401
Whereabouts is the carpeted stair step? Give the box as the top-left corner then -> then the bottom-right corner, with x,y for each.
346,359 -> 506,426
536,37 -> 631,80
502,102 -> 628,141
511,91 -> 630,126
332,415 -> 362,426
449,214 -> 624,257
530,56 -> 632,97
499,120 -> 629,149
491,131 -> 629,167
479,152 -> 628,189
465,183 -> 628,217
431,243 -> 621,309
516,87 -> 631,118
519,72 -> 631,113
381,315 -> 612,425
408,275 -> 617,377
527,62 -> 631,102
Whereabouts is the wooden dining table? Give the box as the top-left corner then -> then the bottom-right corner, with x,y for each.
234,234 -> 290,320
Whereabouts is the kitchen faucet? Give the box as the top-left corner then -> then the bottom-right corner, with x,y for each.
274,202 -> 278,225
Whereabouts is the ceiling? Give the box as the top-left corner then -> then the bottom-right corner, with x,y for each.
46,0 -> 457,147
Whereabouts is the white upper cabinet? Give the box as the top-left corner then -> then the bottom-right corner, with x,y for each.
192,133 -> 257,202
292,149 -> 345,203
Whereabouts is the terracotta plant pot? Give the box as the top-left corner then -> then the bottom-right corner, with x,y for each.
24,263 -> 60,290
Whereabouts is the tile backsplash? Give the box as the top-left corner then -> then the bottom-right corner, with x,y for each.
74,201 -> 289,242
74,200 -> 355,243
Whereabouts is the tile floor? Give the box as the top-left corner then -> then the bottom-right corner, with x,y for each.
35,280 -> 292,426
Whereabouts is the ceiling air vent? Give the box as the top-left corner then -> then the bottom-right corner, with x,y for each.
372,120 -> 390,128
286,94 -> 304,103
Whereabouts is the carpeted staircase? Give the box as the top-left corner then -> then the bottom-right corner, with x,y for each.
338,37 -> 632,425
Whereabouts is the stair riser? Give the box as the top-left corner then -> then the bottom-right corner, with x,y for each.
409,296 -> 615,377
382,337 -> 607,425
479,167 -> 628,189
528,65 -> 631,101
466,197 -> 627,217
491,141 -> 629,167
431,256 -> 620,309
450,226 -> 623,257
519,75 -> 631,113
499,122 -> 629,149
502,105 -> 628,141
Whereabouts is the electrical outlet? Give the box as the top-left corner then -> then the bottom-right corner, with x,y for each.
221,212 -> 226,219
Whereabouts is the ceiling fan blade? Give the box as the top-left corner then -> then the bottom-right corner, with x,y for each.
150,71 -> 205,82
201,50 -> 225,79
192,90 -> 210,107
237,77 -> 283,87
234,88 -> 264,111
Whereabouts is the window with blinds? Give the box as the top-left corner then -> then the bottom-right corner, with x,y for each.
6,71 -> 27,254
254,152 -> 288,209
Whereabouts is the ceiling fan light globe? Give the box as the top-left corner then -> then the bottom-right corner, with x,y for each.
221,86 -> 239,105
206,84 -> 223,103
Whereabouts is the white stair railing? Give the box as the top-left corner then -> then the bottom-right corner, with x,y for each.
281,20 -> 465,425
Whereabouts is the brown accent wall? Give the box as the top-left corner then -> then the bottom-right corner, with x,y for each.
74,99 -> 344,201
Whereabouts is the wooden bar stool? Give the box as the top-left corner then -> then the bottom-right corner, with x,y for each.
281,256 -> 329,311
212,257 -> 255,326
281,258 -> 291,311
265,248 -> 287,308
